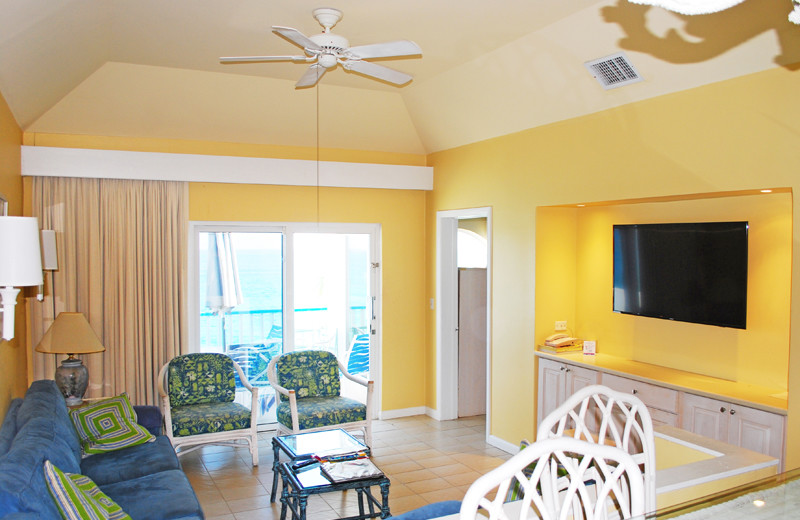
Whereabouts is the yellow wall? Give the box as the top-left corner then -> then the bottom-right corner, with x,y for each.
426,66 -> 800,467
536,193 -> 792,389
0,90 -> 28,422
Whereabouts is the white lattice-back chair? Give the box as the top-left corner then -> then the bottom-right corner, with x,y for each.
460,437 -> 645,520
536,384 -> 656,513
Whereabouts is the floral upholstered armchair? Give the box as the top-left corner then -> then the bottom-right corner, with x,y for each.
158,353 -> 259,466
267,350 -> 373,447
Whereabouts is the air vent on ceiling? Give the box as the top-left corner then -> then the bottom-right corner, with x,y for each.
584,52 -> 643,90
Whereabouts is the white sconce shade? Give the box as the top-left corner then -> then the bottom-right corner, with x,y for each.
0,217 -> 44,340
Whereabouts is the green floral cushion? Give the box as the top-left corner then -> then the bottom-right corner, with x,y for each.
69,394 -> 155,455
168,353 -> 236,407
275,350 -> 341,402
276,396 -> 366,430
170,401 -> 252,437
44,460 -> 132,520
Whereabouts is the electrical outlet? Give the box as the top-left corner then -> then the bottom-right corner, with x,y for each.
555,321 -> 567,331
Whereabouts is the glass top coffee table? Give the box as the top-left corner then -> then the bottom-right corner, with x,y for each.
270,429 -> 372,502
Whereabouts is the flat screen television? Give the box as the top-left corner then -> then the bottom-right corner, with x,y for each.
613,221 -> 748,329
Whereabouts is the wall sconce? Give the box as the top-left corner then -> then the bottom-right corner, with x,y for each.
0,217 -> 43,341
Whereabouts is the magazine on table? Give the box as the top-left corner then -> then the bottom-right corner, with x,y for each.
314,450 -> 384,483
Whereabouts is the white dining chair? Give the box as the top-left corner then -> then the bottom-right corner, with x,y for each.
460,436 -> 645,520
536,384 -> 656,513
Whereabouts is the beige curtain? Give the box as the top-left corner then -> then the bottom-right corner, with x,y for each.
30,177 -> 188,405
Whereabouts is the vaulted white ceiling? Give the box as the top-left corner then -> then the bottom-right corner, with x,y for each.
0,0 -> 797,154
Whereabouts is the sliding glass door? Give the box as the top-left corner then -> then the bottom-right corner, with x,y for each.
190,223 -> 380,426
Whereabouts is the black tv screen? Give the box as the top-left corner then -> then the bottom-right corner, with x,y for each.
613,222 -> 748,329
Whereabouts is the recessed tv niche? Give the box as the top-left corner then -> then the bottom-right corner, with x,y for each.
613,221 -> 748,329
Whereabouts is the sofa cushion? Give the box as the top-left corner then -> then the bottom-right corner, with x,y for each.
101,470 -> 204,520
80,436 -> 180,486
15,380 -> 81,461
43,460 -> 132,520
0,398 -> 23,456
70,395 -> 155,455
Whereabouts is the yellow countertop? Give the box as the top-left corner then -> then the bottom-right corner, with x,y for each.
534,351 -> 788,414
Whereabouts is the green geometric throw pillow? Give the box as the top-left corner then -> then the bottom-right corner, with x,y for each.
69,394 -> 155,455
505,439 -> 532,502
43,460 -> 132,520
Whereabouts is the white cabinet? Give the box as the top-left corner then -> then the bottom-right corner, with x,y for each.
537,358 -> 599,425
681,393 -> 786,465
534,353 -> 787,468
601,373 -> 679,427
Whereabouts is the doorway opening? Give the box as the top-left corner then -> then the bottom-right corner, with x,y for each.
436,208 -> 492,435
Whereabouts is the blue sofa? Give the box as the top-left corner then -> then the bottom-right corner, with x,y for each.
0,380 -> 204,519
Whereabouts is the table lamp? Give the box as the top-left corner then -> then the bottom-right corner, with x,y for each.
36,312 -> 105,406
0,217 -> 43,341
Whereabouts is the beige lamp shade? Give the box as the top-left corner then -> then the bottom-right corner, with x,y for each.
36,312 -> 105,355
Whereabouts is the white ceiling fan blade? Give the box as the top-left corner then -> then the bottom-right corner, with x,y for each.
343,60 -> 413,86
296,64 -> 326,88
220,55 -> 309,63
273,26 -> 322,52
348,40 -> 422,60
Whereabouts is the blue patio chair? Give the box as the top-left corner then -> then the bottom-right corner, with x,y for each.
267,349 -> 374,447
346,333 -> 370,378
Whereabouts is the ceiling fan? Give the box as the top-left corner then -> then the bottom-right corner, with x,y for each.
220,8 -> 422,88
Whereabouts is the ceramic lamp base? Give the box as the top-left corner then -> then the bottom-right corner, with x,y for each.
55,357 -> 89,407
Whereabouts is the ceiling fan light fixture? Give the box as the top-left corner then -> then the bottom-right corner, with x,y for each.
318,53 -> 338,69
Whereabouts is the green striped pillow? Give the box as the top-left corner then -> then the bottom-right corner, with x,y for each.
43,460 -> 132,520
505,439 -> 532,502
69,394 -> 154,455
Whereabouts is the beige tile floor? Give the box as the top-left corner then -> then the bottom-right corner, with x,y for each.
179,415 -> 512,520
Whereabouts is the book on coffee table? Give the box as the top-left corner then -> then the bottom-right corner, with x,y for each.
318,455 -> 383,483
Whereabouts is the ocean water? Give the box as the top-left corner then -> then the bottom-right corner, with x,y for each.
199,235 -> 369,350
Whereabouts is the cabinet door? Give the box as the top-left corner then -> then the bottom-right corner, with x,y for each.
537,358 -> 567,425
681,393 -> 729,443
728,404 -> 785,462
566,365 -> 599,396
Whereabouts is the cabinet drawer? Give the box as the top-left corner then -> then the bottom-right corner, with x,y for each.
601,373 -> 679,414
649,408 -> 679,427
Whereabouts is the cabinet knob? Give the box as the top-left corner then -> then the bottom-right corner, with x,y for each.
560,366 -> 566,371
565,368 -> 571,373
720,407 -> 726,413
632,389 -> 638,395
730,409 -> 736,415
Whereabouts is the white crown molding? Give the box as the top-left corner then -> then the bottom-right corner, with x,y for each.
21,146 -> 433,191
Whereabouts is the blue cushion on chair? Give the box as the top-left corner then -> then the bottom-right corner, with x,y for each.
167,353 -> 237,406
390,501 -> 462,520
275,350 -> 341,401
276,396 -> 366,430
169,401 -> 252,437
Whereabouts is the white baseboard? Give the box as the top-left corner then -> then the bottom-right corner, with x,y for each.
488,434 -> 520,455
378,406 -> 427,420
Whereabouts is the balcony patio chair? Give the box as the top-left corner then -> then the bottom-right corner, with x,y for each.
536,384 -> 656,513
227,343 -> 279,418
460,437 -> 645,520
346,333 -> 370,379
157,352 -> 259,466
267,349 -> 373,447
